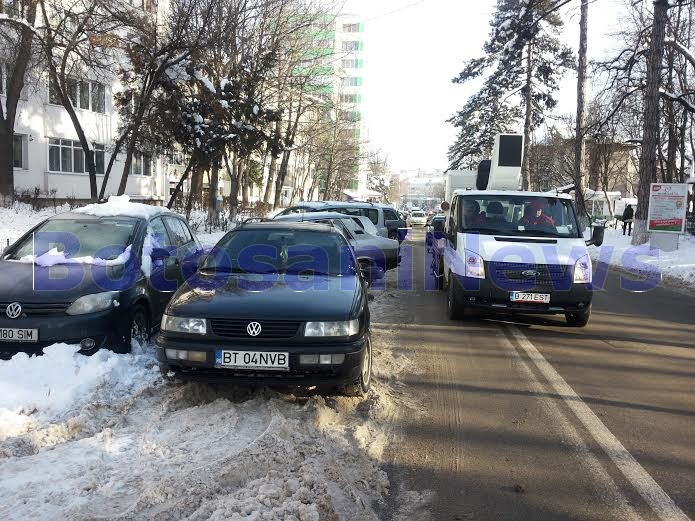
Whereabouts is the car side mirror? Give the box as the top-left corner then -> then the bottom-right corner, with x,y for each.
432,220 -> 445,232
151,247 -> 171,261
586,225 -> 605,247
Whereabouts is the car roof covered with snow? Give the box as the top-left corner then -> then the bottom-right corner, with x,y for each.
72,195 -> 173,220
237,221 -> 340,234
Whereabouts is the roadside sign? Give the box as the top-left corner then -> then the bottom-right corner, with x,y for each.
647,183 -> 688,233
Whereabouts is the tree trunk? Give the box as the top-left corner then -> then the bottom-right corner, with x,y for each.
99,132 -> 129,201
207,163 -> 220,224
521,42 -> 533,191
573,0 -> 589,222
0,124 -> 14,204
167,156 -> 195,209
264,156 -> 277,204
225,152 -> 241,223
241,164 -> 249,206
273,150 -> 292,210
634,0 -> 669,245
186,166 -> 203,220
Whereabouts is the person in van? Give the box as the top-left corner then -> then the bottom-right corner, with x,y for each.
520,199 -> 555,229
622,204 -> 634,236
486,201 -> 506,223
463,199 -> 487,227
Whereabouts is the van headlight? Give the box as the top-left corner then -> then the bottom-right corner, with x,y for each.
464,250 -> 485,279
161,315 -> 207,335
573,255 -> 592,284
66,292 -> 119,315
304,319 -> 359,337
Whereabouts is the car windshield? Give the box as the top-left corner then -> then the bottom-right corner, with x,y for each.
6,218 -> 138,261
200,229 -> 356,276
458,195 -> 581,238
412,211 -> 425,217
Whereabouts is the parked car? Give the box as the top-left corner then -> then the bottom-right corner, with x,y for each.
408,210 -> 428,227
0,201 -> 201,358
156,221 -> 372,395
274,211 -> 400,283
275,201 -> 406,241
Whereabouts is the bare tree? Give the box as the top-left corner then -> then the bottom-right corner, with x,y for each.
0,0 -> 39,202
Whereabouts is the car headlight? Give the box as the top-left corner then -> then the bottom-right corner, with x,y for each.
161,315 -> 207,335
66,292 -> 119,315
464,250 -> 485,279
573,255 -> 592,284
304,319 -> 360,337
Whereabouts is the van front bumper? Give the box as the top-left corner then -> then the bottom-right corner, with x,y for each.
452,274 -> 592,315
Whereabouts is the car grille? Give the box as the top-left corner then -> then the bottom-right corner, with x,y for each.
488,262 -> 571,290
0,302 -> 71,316
210,319 -> 301,339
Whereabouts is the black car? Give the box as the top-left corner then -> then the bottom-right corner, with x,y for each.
155,221 -> 372,396
0,209 -> 201,359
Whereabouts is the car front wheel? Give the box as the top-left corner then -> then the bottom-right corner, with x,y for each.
341,335 -> 372,397
447,273 -> 465,320
121,304 -> 150,353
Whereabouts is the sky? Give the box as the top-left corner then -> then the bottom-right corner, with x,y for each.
341,0 -> 623,173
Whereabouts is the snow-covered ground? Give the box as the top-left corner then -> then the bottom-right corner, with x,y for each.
0,202 -> 426,521
589,227 -> 695,291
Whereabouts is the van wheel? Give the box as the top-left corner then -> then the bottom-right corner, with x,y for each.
447,273 -> 465,320
566,305 -> 591,327
341,335 -> 372,397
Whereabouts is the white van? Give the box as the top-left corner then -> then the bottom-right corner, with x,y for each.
434,190 -> 604,327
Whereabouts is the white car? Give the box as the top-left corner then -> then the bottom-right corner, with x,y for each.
408,211 -> 427,227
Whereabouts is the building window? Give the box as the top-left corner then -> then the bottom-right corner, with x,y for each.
341,77 -> 362,87
340,94 -> 361,103
49,138 -> 87,173
342,23 -> 359,33
48,76 -> 106,112
94,144 -> 105,175
13,134 -> 25,169
91,82 -> 105,113
342,40 -> 360,51
133,152 -> 152,176
168,149 -> 185,165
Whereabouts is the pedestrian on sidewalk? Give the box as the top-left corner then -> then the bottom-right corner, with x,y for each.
622,204 -> 634,236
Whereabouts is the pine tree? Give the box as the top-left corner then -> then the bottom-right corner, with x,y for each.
448,0 -> 574,188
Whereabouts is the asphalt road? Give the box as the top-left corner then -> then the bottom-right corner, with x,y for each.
372,228 -> 695,521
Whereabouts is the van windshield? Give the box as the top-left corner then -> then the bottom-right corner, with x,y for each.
457,195 -> 582,238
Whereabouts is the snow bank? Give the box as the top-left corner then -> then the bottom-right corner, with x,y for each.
0,203 -> 71,249
0,344 -> 159,441
74,195 -> 171,220
590,228 -> 695,290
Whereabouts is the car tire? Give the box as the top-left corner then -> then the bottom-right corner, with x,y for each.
119,304 -> 149,353
565,305 -> 591,327
341,334 -> 372,397
359,259 -> 372,288
388,230 -> 398,240
447,272 -> 465,320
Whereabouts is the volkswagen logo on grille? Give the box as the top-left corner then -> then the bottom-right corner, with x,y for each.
246,322 -> 262,337
521,270 -> 538,278
6,302 -> 22,319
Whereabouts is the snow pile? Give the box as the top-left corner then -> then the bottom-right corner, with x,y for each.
20,245 -> 132,267
74,195 -> 171,220
0,202 -> 71,249
0,344 -> 159,442
590,228 -> 695,290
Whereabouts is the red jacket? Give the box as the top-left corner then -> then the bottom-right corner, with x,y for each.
520,214 -> 555,227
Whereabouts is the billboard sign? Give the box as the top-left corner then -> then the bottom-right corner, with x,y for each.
647,183 -> 688,233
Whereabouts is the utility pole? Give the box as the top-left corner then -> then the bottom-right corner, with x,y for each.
634,0 -> 669,245
573,0 -> 589,222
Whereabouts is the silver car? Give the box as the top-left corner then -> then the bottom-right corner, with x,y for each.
274,211 -> 400,282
